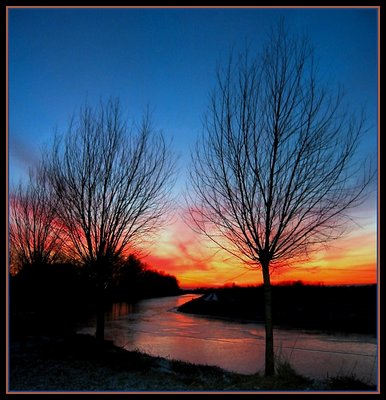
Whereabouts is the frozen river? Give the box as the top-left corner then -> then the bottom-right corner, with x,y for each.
77,294 -> 377,385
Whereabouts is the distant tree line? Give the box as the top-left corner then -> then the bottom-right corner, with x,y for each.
10,253 -> 180,337
109,254 -> 180,302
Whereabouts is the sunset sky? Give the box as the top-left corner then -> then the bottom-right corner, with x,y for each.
8,7 -> 378,288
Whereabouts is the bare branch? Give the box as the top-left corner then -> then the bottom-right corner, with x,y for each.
188,27 -> 373,272
9,164 -> 64,271
46,99 -> 176,270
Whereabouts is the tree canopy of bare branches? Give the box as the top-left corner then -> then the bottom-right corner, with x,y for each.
46,99 -> 175,340
188,24 -> 373,376
9,165 -> 63,274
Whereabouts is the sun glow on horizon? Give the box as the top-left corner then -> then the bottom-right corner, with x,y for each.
143,209 -> 377,289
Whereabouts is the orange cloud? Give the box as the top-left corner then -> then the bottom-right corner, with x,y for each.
143,209 -> 377,288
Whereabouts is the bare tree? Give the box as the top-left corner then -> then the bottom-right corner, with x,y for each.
9,165 -> 63,273
188,24 -> 373,376
46,99 -> 175,341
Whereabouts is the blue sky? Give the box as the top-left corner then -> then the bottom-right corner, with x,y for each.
8,7 -> 378,192
7,7 -> 379,286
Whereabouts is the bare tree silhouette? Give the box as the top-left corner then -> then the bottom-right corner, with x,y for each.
188,24 -> 373,376
10,165 -> 63,274
46,99 -> 175,341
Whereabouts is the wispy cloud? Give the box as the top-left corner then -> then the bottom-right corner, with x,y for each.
9,133 -> 39,169
142,207 -> 377,287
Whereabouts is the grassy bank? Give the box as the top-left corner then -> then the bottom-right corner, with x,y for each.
8,334 -> 376,392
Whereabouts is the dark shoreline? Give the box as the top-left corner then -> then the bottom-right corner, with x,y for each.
177,284 -> 377,335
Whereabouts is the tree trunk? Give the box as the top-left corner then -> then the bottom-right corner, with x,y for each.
95,275 -> 105,343
262,262 -> 274,376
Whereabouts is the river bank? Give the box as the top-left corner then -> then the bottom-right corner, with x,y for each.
178,284 -> 377,335
8,333 -> 376,392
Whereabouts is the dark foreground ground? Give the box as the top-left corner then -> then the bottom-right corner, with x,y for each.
8,333 -> 376,393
